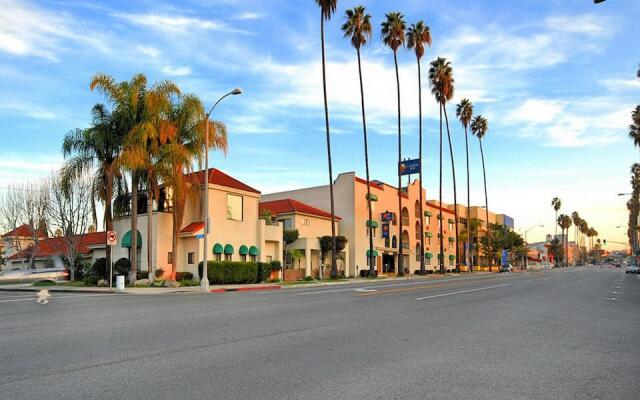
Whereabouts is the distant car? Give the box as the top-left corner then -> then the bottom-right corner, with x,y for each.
625,265 -> 639,274
0,268 -> 68,284
615,263 -> 622,268
499,264 -> 514,273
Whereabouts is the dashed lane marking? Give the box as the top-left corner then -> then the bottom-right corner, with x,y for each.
416,283 -> 513,301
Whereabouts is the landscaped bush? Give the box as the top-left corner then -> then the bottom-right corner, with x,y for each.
179,279 -> 199,287
270,260 -> 282,270
114,258 -> 131,277
197,261 -> 259,284
91,258 -> 107,279
175,272 -> 194,281
155,268 -> 164,278
303,276 -> 314,281
136,270 -> 149,279
256,262 -> 271,282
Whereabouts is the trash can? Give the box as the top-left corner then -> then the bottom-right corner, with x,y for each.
115,275 -> 125,293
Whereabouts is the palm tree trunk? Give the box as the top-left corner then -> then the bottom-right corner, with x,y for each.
394,50 -> 404,277
147,174 -> 154,282
320,13 -> 336,280
105,163 -> 114,281
357,49 -> 375,277
464,124 -> 471,273
171,212 -> 178,281
130,172 -> 138,283
417,57 -> 425,275
439,103 -> 444,273
443,106 -> 460,273
479,137 -> 490,270
555,210 -> 558,238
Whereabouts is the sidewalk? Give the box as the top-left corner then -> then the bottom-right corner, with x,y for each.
0,271 -> 498,295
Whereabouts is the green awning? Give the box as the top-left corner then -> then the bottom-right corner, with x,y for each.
449,255 -> 456,260
366,249 -> 379,257
239,245 -> 248,255
424,211 -> 432,217
426,232 -> 433,238
224,244 -> 234,255
121,230 -> 142,248
213,243 -> 223,254
366,193 -> 378,201
448,237 -> 455,242
448,218 -> 455,224
425,252 -> 433,259
249,246 -> 259,256
366,220 -> 379,228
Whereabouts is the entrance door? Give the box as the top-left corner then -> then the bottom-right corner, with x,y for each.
382,253 -> 395,273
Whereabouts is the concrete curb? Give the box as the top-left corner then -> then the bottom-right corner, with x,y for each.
210,285 -> 282,293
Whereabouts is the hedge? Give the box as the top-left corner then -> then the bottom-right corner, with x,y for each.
198,261 -> 259,284
175,271 -> 194,281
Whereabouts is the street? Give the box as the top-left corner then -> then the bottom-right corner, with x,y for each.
1,267 -> 639,400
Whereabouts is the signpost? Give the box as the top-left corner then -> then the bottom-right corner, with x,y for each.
382,223 -> 389,239
107,231 -> 116,288
381,211 -> 394,222
398,158 -> 420,176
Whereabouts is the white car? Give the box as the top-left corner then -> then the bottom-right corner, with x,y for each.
625,265 -> 639,274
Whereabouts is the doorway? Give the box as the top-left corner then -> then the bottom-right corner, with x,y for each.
382,253 -> 395,273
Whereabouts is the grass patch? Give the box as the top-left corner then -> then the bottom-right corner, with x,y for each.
283,280 -> 319,286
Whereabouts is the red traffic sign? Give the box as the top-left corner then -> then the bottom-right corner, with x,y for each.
106,231 -> 117,246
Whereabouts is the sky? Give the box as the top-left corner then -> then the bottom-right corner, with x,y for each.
0,0 -> 639,249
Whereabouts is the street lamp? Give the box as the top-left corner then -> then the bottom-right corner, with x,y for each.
201,88 -> 242,291
523,224 -> 544,270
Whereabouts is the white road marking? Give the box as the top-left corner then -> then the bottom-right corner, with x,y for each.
415,283 -> 512,301
353,288 -> 377,293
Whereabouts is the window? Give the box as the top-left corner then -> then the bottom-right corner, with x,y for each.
224,253 -> 232,262
167,252 -> 173,264
215,253 -> 221,262
384,236 -> 390,248
266,255 -> 273,263
449,241 -> 454,250
427,237 -> 431,245
250,255 -> 257,262
227,194 -> 243,221
449,258 -> 454,267
415,222 -> 421,240
392,235 -> 397,248
449,222 -> 454,231
415,244 -> 421,261
241,254 -> 247,262
283,218 -> 293,230
187,252 -> 194,265
414,201 -> 421,218
426,216 -> 431,225
302,218 -> 310,226
366,227 -> 377,238
401,207 -> 409,227
426,257 -> 431,266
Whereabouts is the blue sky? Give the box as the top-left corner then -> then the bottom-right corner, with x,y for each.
0,0 -> 639,248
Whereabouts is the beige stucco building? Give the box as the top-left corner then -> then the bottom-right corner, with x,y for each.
262,172 -> 458,276
112,168 -> 283,278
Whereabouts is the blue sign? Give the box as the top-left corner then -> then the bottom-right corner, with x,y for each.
195,234 -> 205,239
501,249 -> 508,266
399,158 -> 420,176
382,223 -> 390,239
381,212 -> 394,222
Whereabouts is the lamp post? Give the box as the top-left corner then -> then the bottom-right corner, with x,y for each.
201,88 -> 242,291
523,224 -> 544,270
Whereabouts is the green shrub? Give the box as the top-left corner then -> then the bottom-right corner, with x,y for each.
179,279 -> 200,287
155,268 -> 164,278
270,260 -> 282,270
151,280 -> 165,287
197,261 -> 259,284
256,262 -> 271,282
136,270 -> 149,279
114,258 -> 131,277
82,274 -> 98,285
303,276 -> 314,281
175,272 -> 194,281
91,258 -> 107,279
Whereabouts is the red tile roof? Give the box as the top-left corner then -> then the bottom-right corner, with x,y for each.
2,224 -> 47,239
7,232 -> 106,261
180,221 -> 205,234
259,199 -> 341,221
185,168 -> 260,194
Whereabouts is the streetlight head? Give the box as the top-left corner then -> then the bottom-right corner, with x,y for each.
594,0 -> 606,3
231,88 -> 242,95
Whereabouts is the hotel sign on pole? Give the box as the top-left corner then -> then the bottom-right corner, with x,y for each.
399,158 -> 420,176
381,212 -> 394,222
382,223 -> 390,239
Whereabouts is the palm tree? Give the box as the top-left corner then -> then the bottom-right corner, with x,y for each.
382,11 -> 406,275
342,6 -> 375,276
551,197 -> 561,238
630,105 -> 640,156
456,98 -> 473,272
470,115 -> 489,268
571,211 -> 580,253
62,103 -> 123,280
557,214 -> 572,267
429,57 -> 454,272
315,0 -> 338,279
407,20 -> 432,275
161,94 -> 228,280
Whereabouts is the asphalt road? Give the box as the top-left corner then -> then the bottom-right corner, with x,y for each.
1,266 -> 639,400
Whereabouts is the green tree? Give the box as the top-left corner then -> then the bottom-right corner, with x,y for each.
283,229 -> 300,269
548,237 -> 563,267
557,214 -> 572,267
456,98 -> 473,272
314,0 -> 339,279
382,11 -> 406,276
551,197 -> 562,238
319,235 -> 347,277
407,20 -> 432,275
630,105 -> 640,156
342,6 -> 376,277
471,115 -> 490,267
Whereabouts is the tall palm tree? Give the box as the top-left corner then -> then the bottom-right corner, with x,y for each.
315,0 -> 338,279
407,20 -> 432,275
161,94 -> 228,280
382,11 -> 406,275
456,98 -> 473,272
551,197 -> 561,238
429,57 -> 454,272
630,105 -> 640,156
557,214 -> 572,267
342,6 -> 375,276
571,211 -> 580,252
470,115 -> 489,268
62,103 -> 123,280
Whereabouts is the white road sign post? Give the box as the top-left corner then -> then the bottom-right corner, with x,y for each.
107,231 -> 117,288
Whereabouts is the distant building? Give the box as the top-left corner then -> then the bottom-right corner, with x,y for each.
1,224 -> 48,269
5,232 -> 106,269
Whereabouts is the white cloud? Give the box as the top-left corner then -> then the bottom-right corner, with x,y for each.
0,0 -> 108,61
112,12 -> 250,35
599,78 -> 640,91
0,100 -> 58,120
545,14 -> 612,36
235,12 -> 262,20
161,65 -> 192,76
136,46 -> 160,59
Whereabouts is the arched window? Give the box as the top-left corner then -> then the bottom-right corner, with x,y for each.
415,243 -> 421,261
401,207 -> 410,227
392,235 -> 397,248
415,221 -> 421,240
401,230 -> 410,252
414,200 -> 421,218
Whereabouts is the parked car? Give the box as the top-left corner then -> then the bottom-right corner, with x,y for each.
625,264 -> 639,274
0,268 -> 68,284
